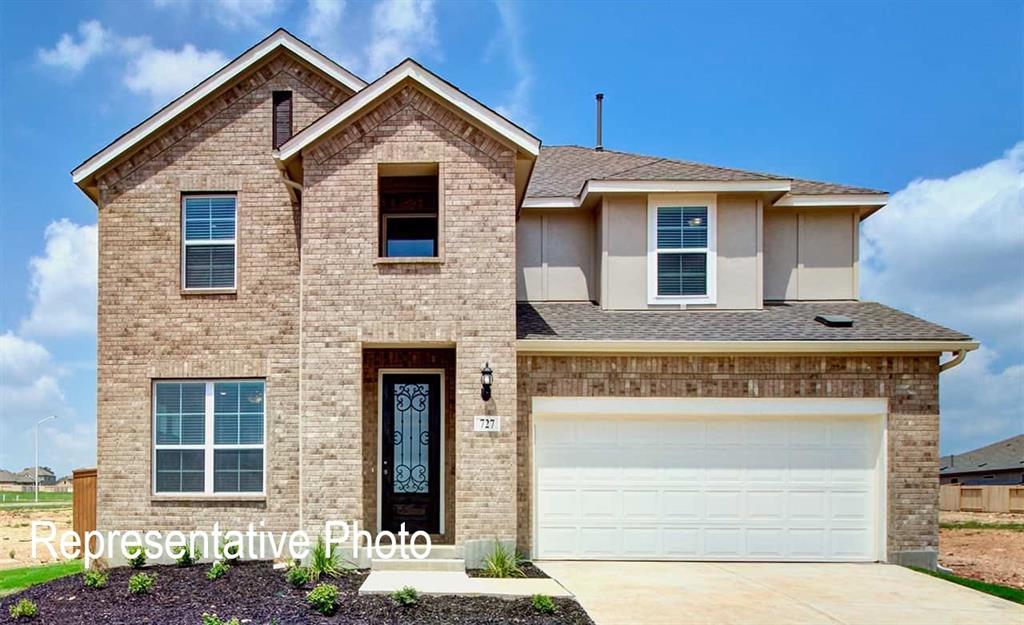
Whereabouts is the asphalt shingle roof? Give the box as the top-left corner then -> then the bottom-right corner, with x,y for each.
525,145 -> 883,199
939,435 -> 1024,475
517,301 -> 971,342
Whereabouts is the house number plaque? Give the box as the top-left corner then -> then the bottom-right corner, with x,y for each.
474,415 -> 501,432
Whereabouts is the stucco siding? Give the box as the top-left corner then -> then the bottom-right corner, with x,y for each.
716,195 -> 761,309
515,209 -> 594,301
764,208 -> 859,301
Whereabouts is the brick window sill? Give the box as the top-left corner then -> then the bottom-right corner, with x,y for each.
373,257 -> 445,265
151,494 -> 265,503
180,288 -> 237,296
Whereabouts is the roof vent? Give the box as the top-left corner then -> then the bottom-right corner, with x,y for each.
815,314 -> 853,328
595,93 -> 604,151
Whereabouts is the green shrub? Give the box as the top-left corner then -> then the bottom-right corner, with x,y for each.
128,572 -> 156,595
207,560 -> 230,581
480,541 -> 524,578
308,535 -> 348,581
306,583 -> 340,616
216,539 -> 241,562
8,599 -> 38,620
174,544 -> 199,567
126,545 -> 147,568
531,594 -> 556,614
83,568 -> 109,589
285,564 -> 310,588
391,585 -> 418,607
201,613 -> 241,625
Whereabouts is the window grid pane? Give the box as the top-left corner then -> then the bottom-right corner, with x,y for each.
154,383 -> 205,445
184,196 -> 236,241
155,450 -> 205,493
657,206 -> 707,249
657,252 -> 707,296
214,450 -> 264,493
214,382 -> 265,445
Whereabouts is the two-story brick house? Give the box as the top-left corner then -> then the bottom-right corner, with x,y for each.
73,29 -> 975,568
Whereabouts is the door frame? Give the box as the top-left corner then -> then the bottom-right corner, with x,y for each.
530,396 -> 888,562
377,368 -> 446,535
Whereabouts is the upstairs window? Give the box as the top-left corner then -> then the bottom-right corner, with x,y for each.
647,196 -> 716,304
153,380 -> 265,495
379,164 -> 439,258
183,194 -> 236,290
272,91 -> 293,149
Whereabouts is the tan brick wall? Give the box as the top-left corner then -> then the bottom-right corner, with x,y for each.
361,348 -> 456,542
300,84 -> 518,543
516,354 -> 941,561
95,53 -> 347,533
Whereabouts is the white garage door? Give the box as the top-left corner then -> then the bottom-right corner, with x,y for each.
534,401 -> 884,562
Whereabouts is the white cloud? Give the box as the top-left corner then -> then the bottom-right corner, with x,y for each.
123,41 -> 229,103
151,0 -> 283,29
861,142 -> 1024,453
490,1 -> 534,129
365,0 -> 437,77
37,20 -> 111,72
20,220 -> 98,337
0,333 -> 69,471
301,0 -> 437,79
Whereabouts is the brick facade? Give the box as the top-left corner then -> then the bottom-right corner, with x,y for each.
299,84 -> 518,545
516,354 -> 941,562
95,53 -> 347,534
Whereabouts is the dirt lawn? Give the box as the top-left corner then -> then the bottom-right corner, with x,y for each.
940,511 -> 1024,589
0,507 -> 74,569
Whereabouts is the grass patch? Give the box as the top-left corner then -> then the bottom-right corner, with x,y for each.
0,560 -> 83,596
940,521 -> 1024,531
909,566 -> 1024,605
0,491 -> 72,504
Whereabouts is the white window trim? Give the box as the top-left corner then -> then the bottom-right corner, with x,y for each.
181,194 -> 238,291
647,193 -> 717,305
152,379 -> 267,497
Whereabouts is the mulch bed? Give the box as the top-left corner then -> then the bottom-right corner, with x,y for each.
466,563 -> 549,579
0,562 -> 593,625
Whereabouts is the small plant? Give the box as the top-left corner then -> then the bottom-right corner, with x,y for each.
308,535 -> 348,581
306,583 -> 340,616
126,545 -> 147,568
480,541 -> 525,578
207,560 -> 230,581
531,594 -> 556,614
391,585 -> 419,607
216,538 -> 241,562
285,564 -> 310,588
128,572 -> 156,595
8,599 -> 38,620
83,568 -> 109,589
201,613 -> 241,625
174,543 -> 199,567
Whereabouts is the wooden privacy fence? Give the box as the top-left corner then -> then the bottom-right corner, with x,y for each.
939,484 -> 1024,513
72,467 -> 97,556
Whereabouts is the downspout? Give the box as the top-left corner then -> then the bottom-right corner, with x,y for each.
939,349 -> 968,373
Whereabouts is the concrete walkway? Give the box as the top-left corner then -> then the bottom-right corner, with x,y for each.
359,570 -> 572,597
538,561 -> 1024,625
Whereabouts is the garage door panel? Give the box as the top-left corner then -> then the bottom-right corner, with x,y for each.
535,411 -> 881,562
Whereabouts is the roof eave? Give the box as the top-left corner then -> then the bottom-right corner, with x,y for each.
276,58 -> 541,164
516,339 -> 980,354
521,179 -> 794,209
71,29 -> 366,196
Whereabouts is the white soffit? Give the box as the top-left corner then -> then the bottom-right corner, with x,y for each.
71,29 -> 366,185
774,193 -> 889,208
521,178 -> 793,209
277,59 -> 541,160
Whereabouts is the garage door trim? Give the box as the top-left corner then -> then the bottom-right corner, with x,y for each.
531,397 -> 888,562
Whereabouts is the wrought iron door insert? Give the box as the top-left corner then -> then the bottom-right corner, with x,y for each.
381,373 -> 441,534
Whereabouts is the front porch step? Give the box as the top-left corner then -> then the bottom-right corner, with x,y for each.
371,557 -> 466,572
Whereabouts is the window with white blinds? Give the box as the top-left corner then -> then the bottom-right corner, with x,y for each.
648,198 -> 716,305
153,380 -> 265,495
182,195 -> 236,290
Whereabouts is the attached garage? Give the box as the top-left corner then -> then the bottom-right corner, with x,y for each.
532,397 -> 887,562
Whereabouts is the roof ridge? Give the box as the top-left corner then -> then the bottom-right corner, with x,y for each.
541,144 -> 789,182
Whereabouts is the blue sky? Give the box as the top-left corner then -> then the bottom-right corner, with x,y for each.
1,0 -> 1021,477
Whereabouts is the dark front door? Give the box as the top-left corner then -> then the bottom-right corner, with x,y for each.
381,373 -> 441,534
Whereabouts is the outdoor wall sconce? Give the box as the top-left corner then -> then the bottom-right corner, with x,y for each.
481,362 -> 493,401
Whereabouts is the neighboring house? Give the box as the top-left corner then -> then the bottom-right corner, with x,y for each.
940,435 -> 1024,485
72,29 -> 977,569
0,467 -> 56,489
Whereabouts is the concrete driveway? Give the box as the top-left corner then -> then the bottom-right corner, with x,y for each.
538,561 -> 1024,625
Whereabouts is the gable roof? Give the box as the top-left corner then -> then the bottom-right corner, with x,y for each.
71,29 -> 365,190
523,145 -> 887,210
940,435 -> 1024,475
276,58 -> 541,161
